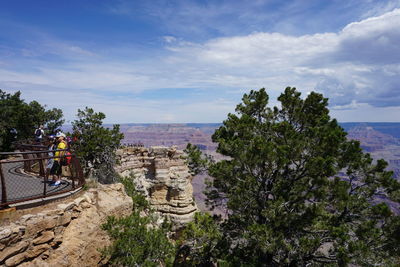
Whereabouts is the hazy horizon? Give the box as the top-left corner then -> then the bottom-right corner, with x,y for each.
64,122 -> 400,126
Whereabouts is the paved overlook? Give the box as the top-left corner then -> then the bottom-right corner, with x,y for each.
0,147 -> 84,209
0,161 -> 73,204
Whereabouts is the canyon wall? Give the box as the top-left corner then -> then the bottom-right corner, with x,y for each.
115,146 -> 198,227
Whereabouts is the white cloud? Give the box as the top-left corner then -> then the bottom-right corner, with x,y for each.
1,7 -> 400,122
162,8 -> 400,111
333,104 -> 400,122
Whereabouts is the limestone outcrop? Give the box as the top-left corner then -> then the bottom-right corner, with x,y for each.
115,146 -> 198,227
0,183 -> 132,267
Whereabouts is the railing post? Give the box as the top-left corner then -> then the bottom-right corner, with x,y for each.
71,156 -> 76,189
68,163 -> 74,190
76,156 -> 84,187
37,152 -> 45,177
0,162 -> 8,207
40,158 -> 47,197
20,147 -> 31,172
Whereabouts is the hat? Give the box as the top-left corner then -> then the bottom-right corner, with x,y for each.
48,135 -> 55,140
56,132 -> 66,138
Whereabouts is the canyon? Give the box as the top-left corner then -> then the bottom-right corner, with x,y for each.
117,123 -> 400,213
1,122 -> 399,266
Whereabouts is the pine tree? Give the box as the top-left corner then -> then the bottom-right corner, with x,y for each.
187,87 -> 400,266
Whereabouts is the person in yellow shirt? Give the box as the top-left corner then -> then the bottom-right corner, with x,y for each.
49,132 -> 67,186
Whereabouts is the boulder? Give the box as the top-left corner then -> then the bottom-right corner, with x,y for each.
0,240 -> 29,263
33,231 -> 54,245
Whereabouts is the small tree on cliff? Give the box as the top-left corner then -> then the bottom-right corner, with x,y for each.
186,88 -> 400,266
71,107 -> 123,183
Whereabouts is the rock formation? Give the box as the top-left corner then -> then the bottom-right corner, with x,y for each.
347,125 -> 400,152
0,183 -> 132,267
115,146 -> 198,227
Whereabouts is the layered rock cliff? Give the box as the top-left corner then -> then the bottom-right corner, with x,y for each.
115,146 -> 198,227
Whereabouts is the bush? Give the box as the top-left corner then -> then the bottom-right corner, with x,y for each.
175,212 -> 222,266
101,176 -> 176,266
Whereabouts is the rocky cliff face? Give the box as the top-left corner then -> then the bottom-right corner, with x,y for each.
347,125 -> 400,151
115,146 -> 198,227
347,125 -> 400,179
0,184 -> 133,267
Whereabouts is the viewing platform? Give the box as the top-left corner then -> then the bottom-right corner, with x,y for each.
0,143 -> 84,210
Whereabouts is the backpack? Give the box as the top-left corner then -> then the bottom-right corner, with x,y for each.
61,151 -> 72,166
66,151 -> 72,165
35,129 -> 42,137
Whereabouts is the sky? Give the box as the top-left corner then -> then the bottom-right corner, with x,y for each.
1,0 -> 400,123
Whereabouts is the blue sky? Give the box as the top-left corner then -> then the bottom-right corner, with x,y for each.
1,0 -> 400,123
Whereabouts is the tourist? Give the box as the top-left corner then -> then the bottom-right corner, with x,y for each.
49,132 -> 67,186
34,125 -> 44,142
46,135 -> 56,179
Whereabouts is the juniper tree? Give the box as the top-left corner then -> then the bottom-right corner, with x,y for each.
186,88 -> 400,266
71,107 -> 123,183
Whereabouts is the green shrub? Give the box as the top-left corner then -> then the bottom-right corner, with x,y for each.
101,176 -> 175,266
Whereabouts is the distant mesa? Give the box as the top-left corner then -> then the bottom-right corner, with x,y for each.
121,123 -> 219,152
346,124 -> 400,180
347,124 -> 400,149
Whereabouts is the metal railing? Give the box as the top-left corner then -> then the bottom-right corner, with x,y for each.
0,144 -> 84,209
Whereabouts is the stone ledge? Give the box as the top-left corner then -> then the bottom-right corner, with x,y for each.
0,183 -> 132,267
